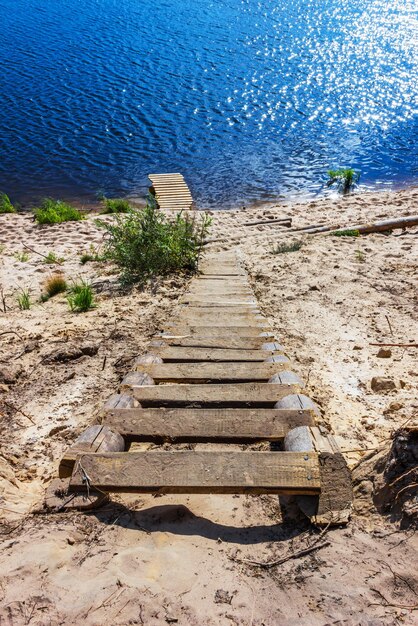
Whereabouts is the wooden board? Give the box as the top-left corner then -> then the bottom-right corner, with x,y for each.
151,346 -> 279,361
152,337 -> 283,350
69,451 -> 321,495
135,360 -> 290,382
104,407 -> 315,440
124,382 -> 300,405
149,173 -> 194,210
163,326 -> 272,337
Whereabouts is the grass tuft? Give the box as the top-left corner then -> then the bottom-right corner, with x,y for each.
327,168 -> 360,194
97,197 -> 211,284
331,229 -> 360,237
17,289 -> 31,310
0,192 -> 16,214
43,251 -> 65,264
43,274 -> 68,299
101,197 -> 131,214
272,241 -> 303,254
15,251 -> 29,262
67,280 -> 96,312
79,244 -> 104,264
34,199 -> 85,225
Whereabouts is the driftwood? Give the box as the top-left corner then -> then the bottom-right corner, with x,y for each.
370,343 -> 418,348
329,215 -> 418,236
243,218 -> 292,227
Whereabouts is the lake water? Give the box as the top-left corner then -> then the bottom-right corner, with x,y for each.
0,0 -> 417,208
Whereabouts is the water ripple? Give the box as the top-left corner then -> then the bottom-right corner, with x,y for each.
0,0 -> 416,207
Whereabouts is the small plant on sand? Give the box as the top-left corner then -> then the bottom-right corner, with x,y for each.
79,244 -> 104,264
98,197 -> 211,284
17,289 -> 31,310
331,229 -> 360,237
42,274 -> 68,300
43,251 -> 65,264
15,251 -> 29,262
0,192 -> 16,214
67,280 -> 96,312
355,249 -> 366,263
272,241 -> 303,254
101,197 -> 131,214
34,199 -> 85,225
327,168 -> 360,194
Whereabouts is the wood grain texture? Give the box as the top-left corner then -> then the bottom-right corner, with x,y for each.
151,346 -> 279,362
163,326 -> 272,337
125,382 -> 300,405
103,407 -> 315,440
152,336 -> 284,350
59,425 -> 125,478
69,451 -> 321,494
135,361 -> 290,382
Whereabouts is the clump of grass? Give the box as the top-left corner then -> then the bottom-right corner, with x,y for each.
79,244 -> 104,264
43,251 -> 65,264
15,251 -> 29,262
17,289 -> 31,310
67,280 -> 96,312
43,274 -> 68,299
101,197 -> 130,214
272,241 -> 303,254
0,192 -> 16,214
34,199 -> 85,225
97,197 -> 211,284
331,229 -> 360,237
355,249 -> 366,263
327,168 -> 360,194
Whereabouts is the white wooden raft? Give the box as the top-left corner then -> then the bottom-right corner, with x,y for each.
149,173 -> 194,210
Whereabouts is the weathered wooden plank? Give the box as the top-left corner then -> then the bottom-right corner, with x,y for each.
135,360 -> 290,382
70,451 -> 321,494
124,382 -> 300,405
59,425 -> 125,478
162,322 -> 273,338
162,326 -> 272,337
152,346 -> 278,361
104,407 -> 315,440
152,336 -> 284,350
285,426 -> 353,525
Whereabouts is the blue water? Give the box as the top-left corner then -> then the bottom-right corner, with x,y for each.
0,0 -> 417,208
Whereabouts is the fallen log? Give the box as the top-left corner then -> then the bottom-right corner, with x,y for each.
243,218 -> 292,227
328,215 -> 418,236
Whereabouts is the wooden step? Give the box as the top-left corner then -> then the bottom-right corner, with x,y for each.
135,360 -> 290,382
121,381 -> 300,405
152,337 -> 283,350
150,346 -> 279,362
104,406 -> 315,440
69,451 -> 321,495
163,326 -> 272,337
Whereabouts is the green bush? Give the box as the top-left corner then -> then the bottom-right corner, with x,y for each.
98,199 -> 211,284
67,280 -> 96,312
101,197 -> 131,214
327,168 -> 360,194
34,199 -> 85,225
0,192 -> 16,214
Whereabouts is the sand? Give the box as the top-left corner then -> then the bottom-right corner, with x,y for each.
0,187 -> 417,625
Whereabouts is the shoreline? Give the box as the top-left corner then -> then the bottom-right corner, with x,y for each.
9,179 -> 418,214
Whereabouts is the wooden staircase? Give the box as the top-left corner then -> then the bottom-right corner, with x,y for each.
58,251 -> 352,525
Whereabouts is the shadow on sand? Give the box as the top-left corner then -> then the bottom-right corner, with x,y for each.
92,497 -> 309,545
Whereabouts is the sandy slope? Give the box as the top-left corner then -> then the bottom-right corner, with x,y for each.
0,188 -> 417,625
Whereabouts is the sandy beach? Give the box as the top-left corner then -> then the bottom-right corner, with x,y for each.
1,186 -> 417,625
